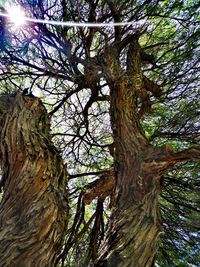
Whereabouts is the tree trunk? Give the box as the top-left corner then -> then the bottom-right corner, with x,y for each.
96,38 -> 164,267
95,80 -> 163,267
0,94 -> 68,267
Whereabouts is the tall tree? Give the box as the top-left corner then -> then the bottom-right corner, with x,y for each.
0,0 -> 199,266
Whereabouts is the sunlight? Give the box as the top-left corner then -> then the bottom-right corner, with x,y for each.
8,5 -> 25,26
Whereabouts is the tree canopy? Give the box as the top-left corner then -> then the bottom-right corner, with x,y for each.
0,0 -> 199,266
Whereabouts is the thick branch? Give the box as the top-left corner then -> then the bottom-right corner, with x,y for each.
165,147 -> 200,162
83,169 -> 115,205
143,75 -> 162,97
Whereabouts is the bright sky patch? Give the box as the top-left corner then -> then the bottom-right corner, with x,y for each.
8,5 -> 25,26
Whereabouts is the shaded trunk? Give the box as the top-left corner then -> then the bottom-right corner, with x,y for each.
96,79 -> 163,267
96,39 -> 164,267
0,94 -> 68,267
96,191 -> 161,267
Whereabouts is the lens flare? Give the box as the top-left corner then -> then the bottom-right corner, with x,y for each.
8,5 -> 25,26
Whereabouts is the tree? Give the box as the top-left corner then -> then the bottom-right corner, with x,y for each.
0,0 -> 199,266
0,94 -> 68,266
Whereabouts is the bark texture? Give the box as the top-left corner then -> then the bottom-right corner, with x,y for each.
0,94 -> 68,267
94,33 -> 200,267
95,37 -> 166,267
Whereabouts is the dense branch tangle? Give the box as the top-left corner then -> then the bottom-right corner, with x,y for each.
0,0 -> 199,266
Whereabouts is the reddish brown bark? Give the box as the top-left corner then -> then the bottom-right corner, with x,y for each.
95,79 -> 164,266
94,37 -> 169,267
83,169 -> 115,205
91,32 -> 200,267
0,94 -> 68,267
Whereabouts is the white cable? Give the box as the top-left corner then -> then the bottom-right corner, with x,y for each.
0,12 -> 133,28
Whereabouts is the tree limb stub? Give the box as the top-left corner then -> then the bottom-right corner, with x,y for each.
83,169 -> 116,205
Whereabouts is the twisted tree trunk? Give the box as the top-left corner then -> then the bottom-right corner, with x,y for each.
95,38 -> 165,267
95,79 -> 164,267
0,94 -> 68,267
94,33 -> 200,267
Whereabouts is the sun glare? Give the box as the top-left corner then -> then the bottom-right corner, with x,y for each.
8,6 -> 26,26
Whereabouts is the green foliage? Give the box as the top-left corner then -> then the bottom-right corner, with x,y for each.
0,0 -> 199,266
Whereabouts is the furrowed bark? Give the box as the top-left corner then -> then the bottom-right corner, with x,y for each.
95,81 -> 164,267
95,37 -> 163,267
95,34 -> 200,267
0,94 -> 68,267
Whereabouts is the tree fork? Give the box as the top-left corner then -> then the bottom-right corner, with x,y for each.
0,93 -> 68,267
